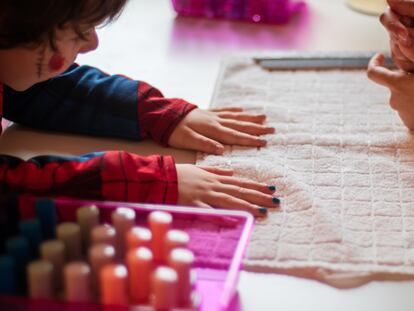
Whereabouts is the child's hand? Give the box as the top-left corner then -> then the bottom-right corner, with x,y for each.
176,164 -> 279,217
169,108 -> 275,154
367,53 -> 414,130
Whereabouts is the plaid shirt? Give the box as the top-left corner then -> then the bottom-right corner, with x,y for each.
0,65 -> 197,204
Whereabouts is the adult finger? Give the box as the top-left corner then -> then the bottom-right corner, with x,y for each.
389,93 -> 401,110
215,183 -> 278,208
390,37 -> 414,70
198,166 -> 234,176
400,14 -> 414,27
210,107 -> 244,112
206,192 -> 268,217
388,0 -> 414,18
219,176 -> 277,195
215,111 -> 267,124
367,53 -> 401,87
220,119 -> 275,135
380,8 -> 410,43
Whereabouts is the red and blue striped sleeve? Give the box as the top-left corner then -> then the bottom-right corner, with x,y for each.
0,151 -> 178,204
0,64 -> 198,203
2,64 -> 197,145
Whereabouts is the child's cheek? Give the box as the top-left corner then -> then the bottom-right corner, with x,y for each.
48,53 -> 66,72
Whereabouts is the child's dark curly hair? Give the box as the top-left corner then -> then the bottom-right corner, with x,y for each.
0,0 -> 128,50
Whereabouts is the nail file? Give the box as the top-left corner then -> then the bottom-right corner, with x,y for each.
254,55 -> 395,70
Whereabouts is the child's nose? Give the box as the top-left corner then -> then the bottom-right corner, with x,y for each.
79,29 -> 99,54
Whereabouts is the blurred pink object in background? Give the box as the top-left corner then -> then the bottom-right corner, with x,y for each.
171,0 -> 306,24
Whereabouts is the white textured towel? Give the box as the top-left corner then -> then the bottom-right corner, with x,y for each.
196,57 -> 414,287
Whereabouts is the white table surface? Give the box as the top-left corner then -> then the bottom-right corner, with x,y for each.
2,0 -> 414,310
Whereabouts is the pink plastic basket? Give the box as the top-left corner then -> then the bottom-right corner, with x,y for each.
0,197 -> 254,311
171,0 -> 306,24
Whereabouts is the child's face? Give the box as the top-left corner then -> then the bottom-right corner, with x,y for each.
0,25 -> 99,91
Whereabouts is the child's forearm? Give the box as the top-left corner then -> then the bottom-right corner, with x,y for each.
3,65 -> 196,145
0,151 -> 178,204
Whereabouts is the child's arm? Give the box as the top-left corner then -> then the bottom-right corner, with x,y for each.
0,151 -> 178,203
3,64 -> 274,154
0,151 -> 277,217
3,64 -> 196,145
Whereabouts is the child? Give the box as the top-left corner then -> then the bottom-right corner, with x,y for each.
368,0 -> 414,130
0,0 -> 279,217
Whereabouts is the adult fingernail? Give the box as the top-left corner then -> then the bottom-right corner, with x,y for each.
258,139 -> 267,147
272,197 -> 281,205
268,185 -> 276,191
258,207 -> 268,215
398,29 -> 412,46
401,35 -> 413,47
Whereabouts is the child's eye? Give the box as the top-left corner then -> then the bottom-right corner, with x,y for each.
71,28 -> 94,42
71,36 -> 82,42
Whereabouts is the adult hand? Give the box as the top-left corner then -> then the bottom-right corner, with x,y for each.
176,164 -> 280,217
169,107 -> 275,155
380,5 -> 414,71
367,53 -> 414,130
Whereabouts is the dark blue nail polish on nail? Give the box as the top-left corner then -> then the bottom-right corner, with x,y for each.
268,185 -> 276,191
272,197 -> 281,204
259,208 -> 268,215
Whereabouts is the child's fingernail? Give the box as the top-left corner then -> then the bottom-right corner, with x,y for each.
272,197 -> 281,205
215,144 -> 224,154
258,207 -> 268,215
268,185 -> 276,191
